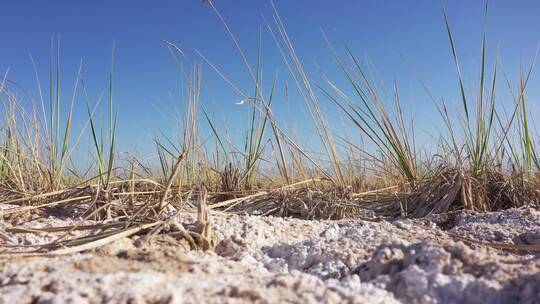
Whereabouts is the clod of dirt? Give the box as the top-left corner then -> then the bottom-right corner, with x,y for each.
354,241 -> 540,304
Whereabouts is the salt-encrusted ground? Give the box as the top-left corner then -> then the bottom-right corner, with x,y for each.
1,207 -> 539,303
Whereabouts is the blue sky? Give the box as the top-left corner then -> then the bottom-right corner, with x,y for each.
2,1 -> 540,161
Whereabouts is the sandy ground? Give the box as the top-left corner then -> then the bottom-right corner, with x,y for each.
1,207 -> 539,303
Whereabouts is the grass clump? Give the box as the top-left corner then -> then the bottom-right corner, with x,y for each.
1,1 -> 539,227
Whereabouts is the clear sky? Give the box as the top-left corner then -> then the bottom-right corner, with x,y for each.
2,1 -> 540,161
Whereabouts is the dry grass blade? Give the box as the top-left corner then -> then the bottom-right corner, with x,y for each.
209,178 -> 322,210
0,195 -> 91,217
0,221 -> 161,257
158,150 -> 187,211
0,189 -> 70,205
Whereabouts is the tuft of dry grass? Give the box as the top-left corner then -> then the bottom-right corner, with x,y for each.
0,185 -> 215,256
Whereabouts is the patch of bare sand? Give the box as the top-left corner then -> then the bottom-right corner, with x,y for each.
1,207 -> 539,303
